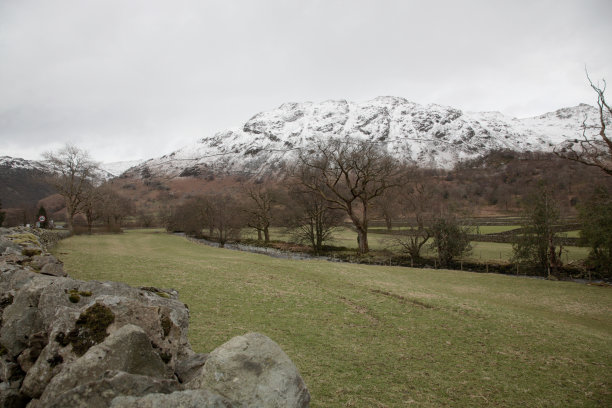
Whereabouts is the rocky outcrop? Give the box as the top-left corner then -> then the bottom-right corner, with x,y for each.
0,227 -> 310,407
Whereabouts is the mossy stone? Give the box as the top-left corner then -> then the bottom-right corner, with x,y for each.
62,303 -> 115,356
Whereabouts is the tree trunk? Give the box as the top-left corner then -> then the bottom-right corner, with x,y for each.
384,213 -> 392,231
263,227 -> 270,243
66,204 -> 75,234
257,229 -> 262,241
357,228 -> 369,254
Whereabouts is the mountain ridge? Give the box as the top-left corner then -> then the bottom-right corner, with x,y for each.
126,97 -> 602,178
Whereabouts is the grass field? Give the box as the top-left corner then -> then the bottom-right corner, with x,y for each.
54,230 -> 612,407
244,227 -> 589,263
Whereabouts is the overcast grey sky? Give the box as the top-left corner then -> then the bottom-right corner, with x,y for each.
1,0 -> 611,163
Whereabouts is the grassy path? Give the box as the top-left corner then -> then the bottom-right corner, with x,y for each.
55,230 -> 612,407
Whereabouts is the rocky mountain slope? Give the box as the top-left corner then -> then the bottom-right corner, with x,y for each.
128,97 -> 602,178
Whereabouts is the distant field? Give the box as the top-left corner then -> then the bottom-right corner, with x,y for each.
55,230 -> 612,407
243,227 -> 589,263
473,225 -> 520,234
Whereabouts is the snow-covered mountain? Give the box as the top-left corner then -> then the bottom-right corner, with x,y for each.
99,160 -> 145,178
0,156 -> 49,172
128,97 -> 603,178
0,156 -> 141,180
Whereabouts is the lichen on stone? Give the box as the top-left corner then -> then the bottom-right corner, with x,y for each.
59,303 -> 116,356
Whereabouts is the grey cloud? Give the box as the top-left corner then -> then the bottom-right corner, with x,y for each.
0,0 -> 610,162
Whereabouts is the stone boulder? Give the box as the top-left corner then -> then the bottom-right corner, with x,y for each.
41,370 -> 180,408
175,352 -> 209,384
29,254 -> 66,277
34,324 -> 173,407
0,274 -> 54,358
188,332 -> 310,408
110,389 -> 234,408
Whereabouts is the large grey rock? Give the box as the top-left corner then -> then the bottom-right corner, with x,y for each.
175,352 -> 209,384
110,389 -> 234,408
36,280 -> 191,366
39,262 -> 66,277
29,255 -> 59,270
37,324 -> 171,406
20,308 -> 82,398
0,274 -> 53,358
0,354 -> 23,385
35,370 -> 180,408
0,382 -> 29,408
21,280 -> 191,398
15,331 -> 46,373
0,237 -> 21,256
188,332 -> 310,408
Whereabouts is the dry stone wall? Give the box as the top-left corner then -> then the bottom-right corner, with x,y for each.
0,227 -> 310,408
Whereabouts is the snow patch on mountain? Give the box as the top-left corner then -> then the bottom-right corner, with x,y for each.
1,156 -> 143,180
126,97 -> 603,178
99,160 -> 145,177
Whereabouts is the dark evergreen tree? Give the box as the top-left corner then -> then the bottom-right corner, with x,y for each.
429,214 -> 472,268
579,187 -> 612,278
512,184 -> 564,278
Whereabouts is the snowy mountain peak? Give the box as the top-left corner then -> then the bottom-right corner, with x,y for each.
126,98 -> 602,178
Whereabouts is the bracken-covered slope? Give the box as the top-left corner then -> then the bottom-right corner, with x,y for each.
128,97 -> 602,178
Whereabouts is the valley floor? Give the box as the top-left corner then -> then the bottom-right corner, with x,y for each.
55,230 -> 612,407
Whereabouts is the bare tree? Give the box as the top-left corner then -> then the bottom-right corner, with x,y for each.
244,185 -> 274,242
81,183 -> 102,234
199,193 -> 244,247
554,74 -> 612,175
393,179 -> 436,262
376,188 -> 402,231
43,144 -> 99,233
295,138 -> 402,254
95,184 -> 133,231
287,184 -> 343,254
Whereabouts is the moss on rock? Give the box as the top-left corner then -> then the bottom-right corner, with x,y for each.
61,303 -> 116,356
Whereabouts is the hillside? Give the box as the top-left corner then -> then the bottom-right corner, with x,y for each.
0,157 -> 56,208
0,157 -> 142,211
126,98 -> 602,178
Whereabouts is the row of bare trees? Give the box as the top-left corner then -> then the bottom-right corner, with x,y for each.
163,136 -> 476,268
43,145 -> 132,233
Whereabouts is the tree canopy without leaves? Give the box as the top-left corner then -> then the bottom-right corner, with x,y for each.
43,144 -> 99,233
512,185 -> 564,278
244,185 -> 275,242
287,184 -> 343,254
295,137 -> 403,254
393,178 -> 438,261
554,74 -> 612,176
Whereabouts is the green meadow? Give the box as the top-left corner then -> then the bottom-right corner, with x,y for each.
243,227 -> 589,264
55,230 -> 612,407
